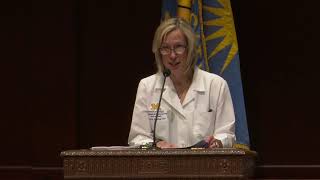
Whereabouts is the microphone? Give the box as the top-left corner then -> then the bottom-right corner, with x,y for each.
152,69 -> 171,148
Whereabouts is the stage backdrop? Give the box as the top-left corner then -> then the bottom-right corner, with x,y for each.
2,0 -> 320,179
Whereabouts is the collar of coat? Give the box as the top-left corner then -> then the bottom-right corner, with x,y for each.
154,67 -> 205,118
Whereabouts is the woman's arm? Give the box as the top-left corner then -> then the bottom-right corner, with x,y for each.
128,80 -> 153,146
212,79 -> 236,148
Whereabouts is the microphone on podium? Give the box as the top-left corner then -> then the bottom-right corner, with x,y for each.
152,69 -> 171,149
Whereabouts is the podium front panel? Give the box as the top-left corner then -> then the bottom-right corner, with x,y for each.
61,148 -> 256,179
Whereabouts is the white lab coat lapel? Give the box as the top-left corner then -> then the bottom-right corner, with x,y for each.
182,68 -> 205,107
155,74 -> 186,118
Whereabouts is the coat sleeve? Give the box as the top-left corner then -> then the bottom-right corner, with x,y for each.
212,79 -> 236,148
128,80 -> 153,146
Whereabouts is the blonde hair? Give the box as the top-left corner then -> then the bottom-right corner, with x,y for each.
152,18 -> 197,75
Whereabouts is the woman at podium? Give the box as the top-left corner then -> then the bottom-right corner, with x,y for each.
128,18 -> 235,149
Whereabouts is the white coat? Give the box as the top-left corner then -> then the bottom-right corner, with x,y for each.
128,67 -> 236,148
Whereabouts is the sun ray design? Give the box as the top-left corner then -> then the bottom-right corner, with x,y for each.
203,0 -> 238,74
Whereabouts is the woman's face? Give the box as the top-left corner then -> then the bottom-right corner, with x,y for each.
160,29 -> 188,76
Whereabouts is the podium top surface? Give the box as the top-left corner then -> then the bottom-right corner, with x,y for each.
61,148 -> 256,157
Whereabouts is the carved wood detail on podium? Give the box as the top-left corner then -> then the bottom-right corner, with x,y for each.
61,148 -> 256,179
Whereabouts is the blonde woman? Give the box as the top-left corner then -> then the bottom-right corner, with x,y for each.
128,18 -> 235,149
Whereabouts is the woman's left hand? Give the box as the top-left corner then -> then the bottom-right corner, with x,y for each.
204,136 -> 223,148
156,140 -> 177,149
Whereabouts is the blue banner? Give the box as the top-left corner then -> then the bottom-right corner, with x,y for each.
162,0 -> 250,149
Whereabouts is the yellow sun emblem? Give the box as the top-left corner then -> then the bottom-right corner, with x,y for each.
203,0 -> 238,74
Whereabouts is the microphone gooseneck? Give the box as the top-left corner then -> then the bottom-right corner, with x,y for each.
152,69 -> 171,149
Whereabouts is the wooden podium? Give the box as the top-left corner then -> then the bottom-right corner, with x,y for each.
61,148 -> 256,179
